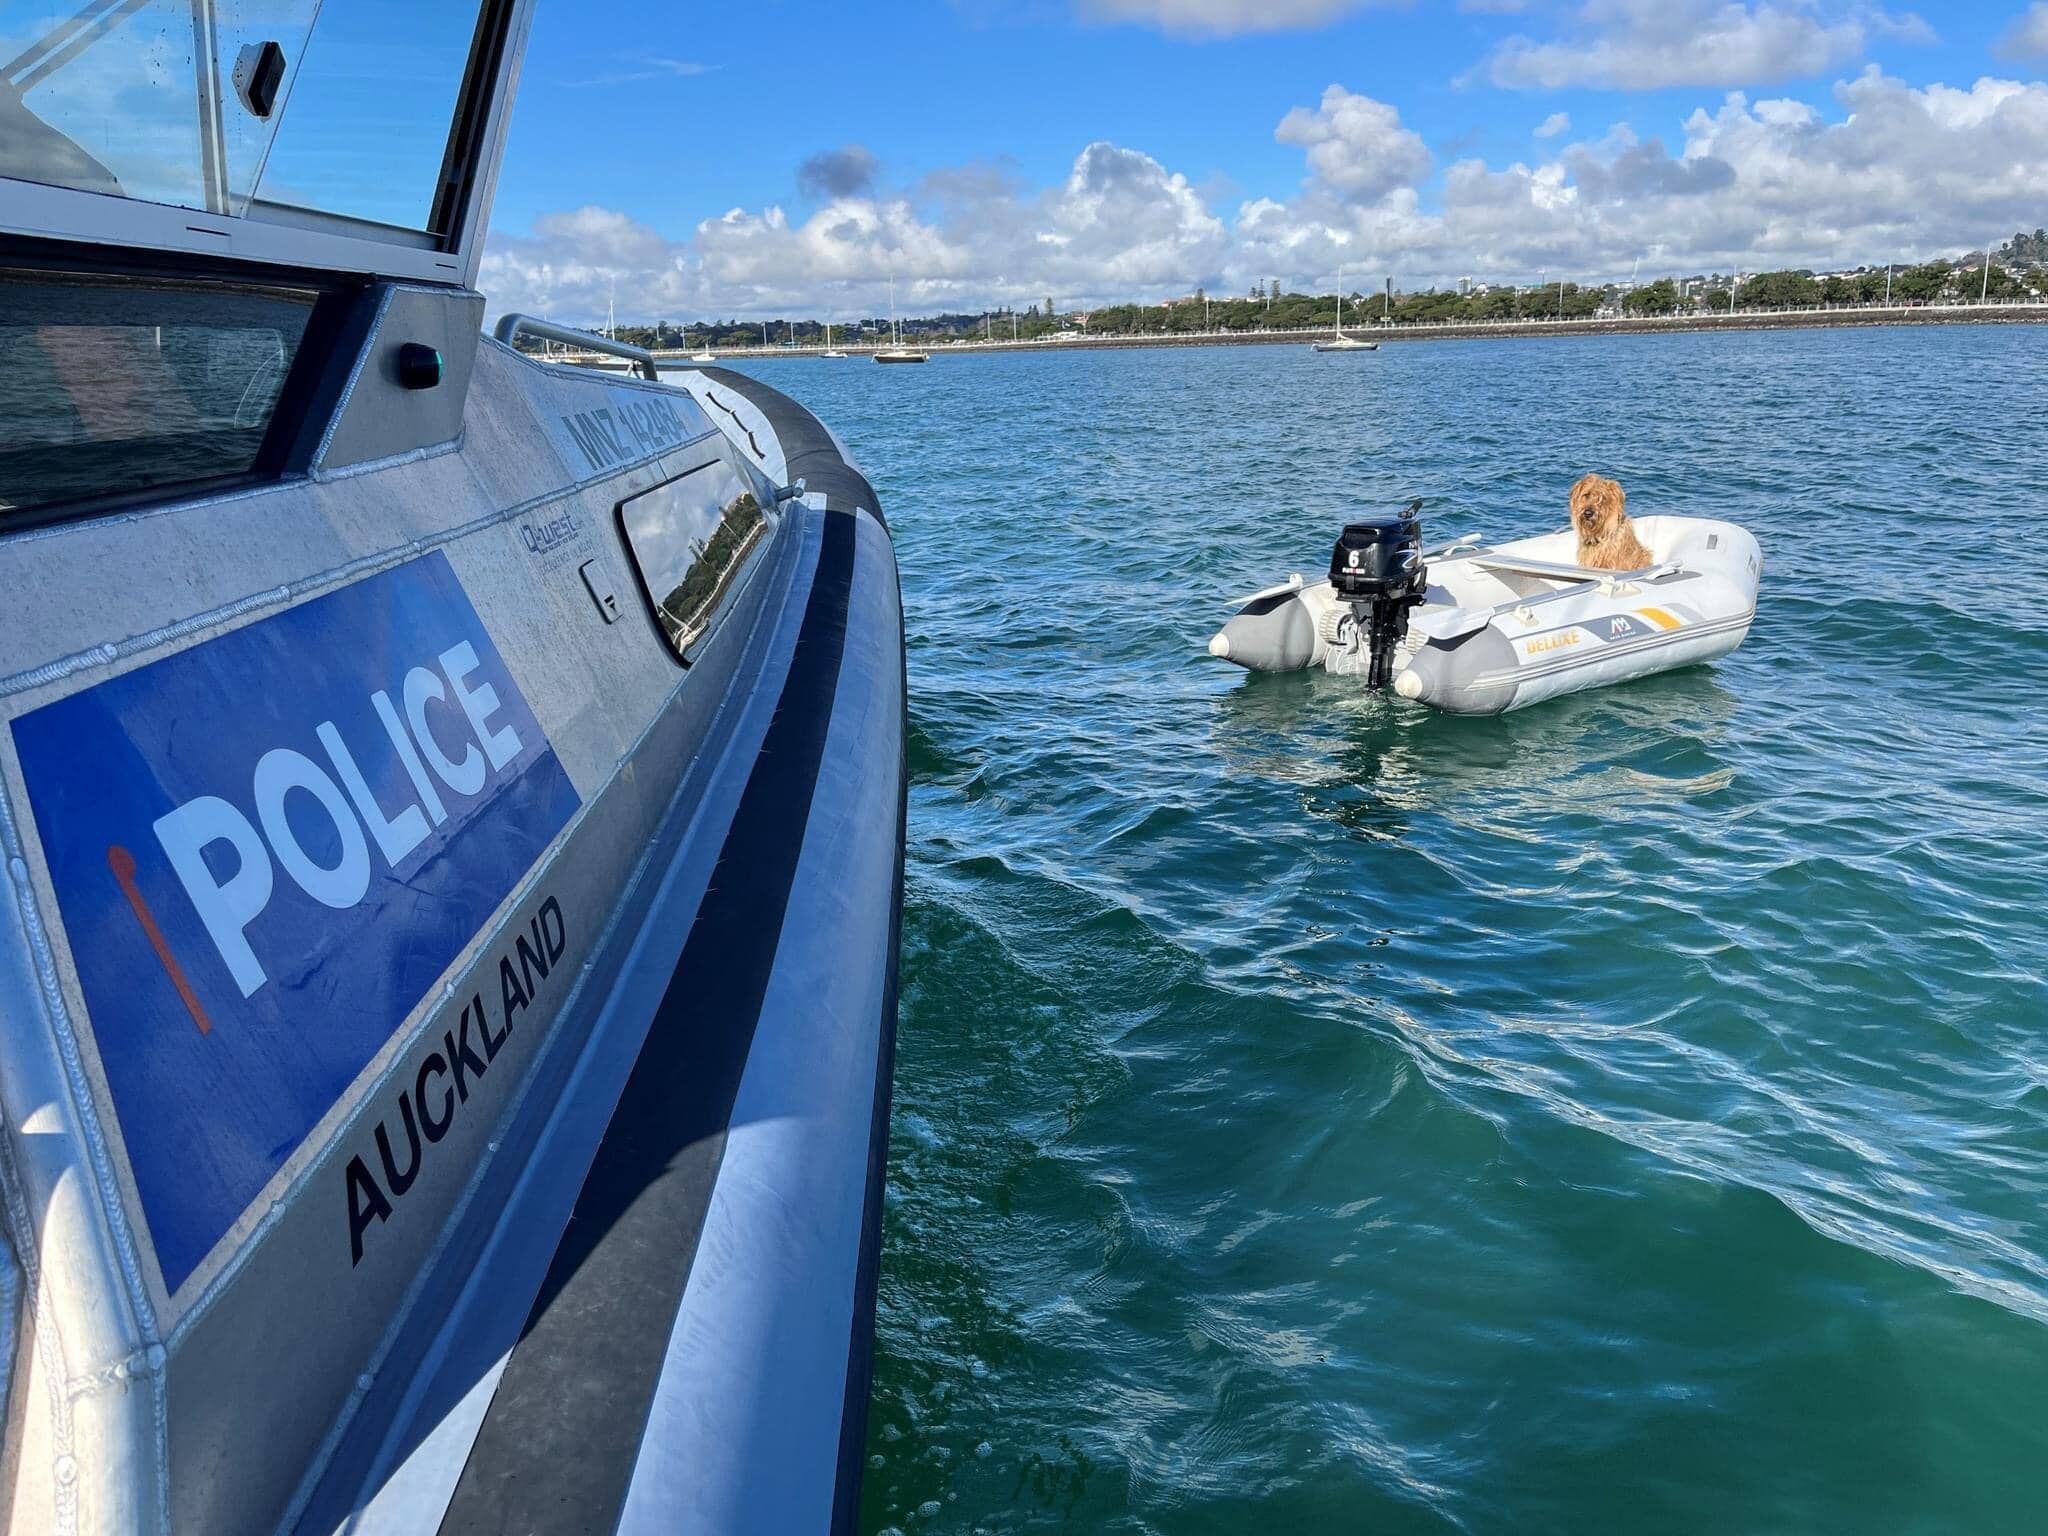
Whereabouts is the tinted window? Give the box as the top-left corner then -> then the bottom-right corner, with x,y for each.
617,458 -> 774,663
0,271 -> 317,519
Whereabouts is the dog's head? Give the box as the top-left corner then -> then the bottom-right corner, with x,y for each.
1570,473 -> 1627,542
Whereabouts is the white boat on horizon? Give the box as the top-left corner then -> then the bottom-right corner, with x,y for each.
875,278 -> 929,364
1314,265 -> 1380,352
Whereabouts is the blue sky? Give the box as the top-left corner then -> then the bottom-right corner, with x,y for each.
481,1 -> 2048,321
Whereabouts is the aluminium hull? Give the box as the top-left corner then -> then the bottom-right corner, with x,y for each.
0,305 -> 904,1534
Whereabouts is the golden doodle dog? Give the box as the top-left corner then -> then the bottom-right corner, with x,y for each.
1569,473 -> 1654,572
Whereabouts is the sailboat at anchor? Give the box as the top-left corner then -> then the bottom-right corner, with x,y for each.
1314,264 -> 1380,352
875,278 -> 928,364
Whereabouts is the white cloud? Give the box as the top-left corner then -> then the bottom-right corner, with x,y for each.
1996,3 -> 2048,60
1240,69 -> 2048,284
483,141 -> 1226,321
566,58 -> 712,88
1077,0 -> 1384,34
1483,2 -> 1915,90
1535,111 -> 1572,138
1275,86 -> 1433,201
1870,9 -> 1936,43
482,71 -> 2048,323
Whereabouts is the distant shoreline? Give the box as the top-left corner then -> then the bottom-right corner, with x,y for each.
934,304 -> 2048,352
549,302 -> 2048,367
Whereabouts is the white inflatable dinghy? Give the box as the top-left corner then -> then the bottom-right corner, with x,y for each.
1208,505 -> 1761,714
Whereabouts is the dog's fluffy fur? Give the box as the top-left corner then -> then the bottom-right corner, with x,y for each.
1569,473 -> 1653,572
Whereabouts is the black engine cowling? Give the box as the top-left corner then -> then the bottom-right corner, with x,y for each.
1329,508 -> 1426,601
1329,505 -> 1427,688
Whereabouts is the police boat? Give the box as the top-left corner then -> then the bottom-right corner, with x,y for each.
0,4 -> 903,1533
1208,504 -> 1761,713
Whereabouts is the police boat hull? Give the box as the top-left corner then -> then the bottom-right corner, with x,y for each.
0,4 -> 904,1517
0,320 -> 904,1536
1209,515 -> 1761,713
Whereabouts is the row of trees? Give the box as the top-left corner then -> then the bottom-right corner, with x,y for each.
530,254 -> 2048,353
1622,260 -> 2048,315
1998,229 -> 2048,266
1081,259 -> 2046,334
1069,283 -> 1608,334
592,304 -> 1077,351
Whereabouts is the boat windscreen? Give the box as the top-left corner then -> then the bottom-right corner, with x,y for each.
252,0 -> 487,232
2,0 -> 317,214
1,0 -> 486,235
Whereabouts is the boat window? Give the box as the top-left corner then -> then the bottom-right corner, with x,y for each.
0,269 -> 318,521
616,456 -> 774,664
1,0 -> 320,214
254,0 -> 488,232
1,0 -> 488,233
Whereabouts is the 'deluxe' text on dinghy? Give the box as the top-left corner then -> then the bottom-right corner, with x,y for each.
0,3 -> 904,1532
1208,503 -> 1761,713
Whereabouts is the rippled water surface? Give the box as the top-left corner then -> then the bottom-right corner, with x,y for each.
717,327 -> 2048,1534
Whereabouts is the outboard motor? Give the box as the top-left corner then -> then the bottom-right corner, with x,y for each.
1326,502 -> 1428,688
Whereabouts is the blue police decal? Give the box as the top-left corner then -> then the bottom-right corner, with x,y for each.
10,552 -> 581,1293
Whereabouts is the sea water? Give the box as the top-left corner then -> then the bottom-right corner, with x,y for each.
709,325 -> 2048,1535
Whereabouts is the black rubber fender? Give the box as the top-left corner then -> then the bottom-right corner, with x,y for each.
695,367 -> 885,527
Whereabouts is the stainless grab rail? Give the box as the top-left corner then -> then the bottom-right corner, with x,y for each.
492,313 -> 659,382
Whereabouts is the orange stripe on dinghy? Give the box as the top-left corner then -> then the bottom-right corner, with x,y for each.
1636,607 -> 1682,630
